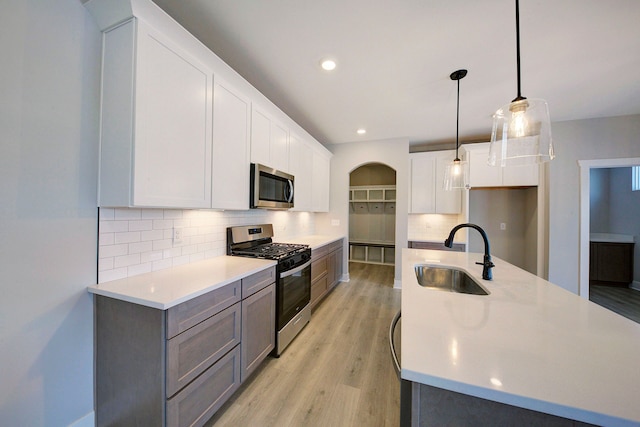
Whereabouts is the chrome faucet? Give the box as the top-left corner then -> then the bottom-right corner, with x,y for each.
444,223 -> 495,280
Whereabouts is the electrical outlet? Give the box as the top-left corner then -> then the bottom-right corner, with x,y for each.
173,226 -> 184,245
500,223 -> 507,231
331,219 -> 340,226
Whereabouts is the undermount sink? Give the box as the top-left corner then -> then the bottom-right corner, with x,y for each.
414,265 -> 489,296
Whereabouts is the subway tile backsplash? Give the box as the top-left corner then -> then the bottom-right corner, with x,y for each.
407,213 -> 466,243
98,208 -> 315,283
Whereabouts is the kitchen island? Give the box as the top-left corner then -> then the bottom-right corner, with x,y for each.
401,248 -> 640,426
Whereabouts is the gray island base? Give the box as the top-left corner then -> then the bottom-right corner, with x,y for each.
408,382 -> 597,426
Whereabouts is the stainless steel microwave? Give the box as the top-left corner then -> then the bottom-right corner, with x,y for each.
250,163 -> 294,209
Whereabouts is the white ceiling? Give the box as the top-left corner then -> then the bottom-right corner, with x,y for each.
152,0 -> 640,148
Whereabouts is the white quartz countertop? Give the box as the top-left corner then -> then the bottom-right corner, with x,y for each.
590,233 -> 635,243
401,248 -> 640,426
88,256 -> 276,309
279,234 -> 344,250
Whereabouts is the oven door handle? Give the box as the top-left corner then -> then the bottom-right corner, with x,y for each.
280,259 -> 311,278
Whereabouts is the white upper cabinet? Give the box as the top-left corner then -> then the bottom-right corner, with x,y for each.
312,148 -> 331,212
409,151 -> 462,214
288,133 -> 313,212
463,142 -> 539,188
212,79 -> 251,210
251,105 -> 290,173
89,0 -> 329,211
99,18 -> 212,208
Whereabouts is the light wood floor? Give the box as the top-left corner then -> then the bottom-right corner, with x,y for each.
589,284 -> 640,324
206,262 -> 401,426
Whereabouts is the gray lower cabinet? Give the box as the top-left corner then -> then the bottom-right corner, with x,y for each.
310,239 -> 344,310
241,283 -> 275,381
95,266 -> 276,427
409,240 -> 466,252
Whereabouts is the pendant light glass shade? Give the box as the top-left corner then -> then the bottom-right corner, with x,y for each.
443,158 -> 469,190
443,69 -> 470,190
489,98 -> 554,166
489,0 -> 554,167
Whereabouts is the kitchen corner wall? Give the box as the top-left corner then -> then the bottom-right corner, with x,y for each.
98,208 -> 315,283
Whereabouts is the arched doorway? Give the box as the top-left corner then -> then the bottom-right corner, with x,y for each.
348,163 -> 397,270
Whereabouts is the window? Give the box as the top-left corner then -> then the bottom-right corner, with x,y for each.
633,166 -> 640,191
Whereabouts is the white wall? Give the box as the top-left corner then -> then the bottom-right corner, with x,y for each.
549,114 -> 640,293
0,0 -> 101,425
316,138 -> 409,286
589,168 -> 611,231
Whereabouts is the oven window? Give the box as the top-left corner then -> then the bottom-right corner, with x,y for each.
278,264 -> 311,329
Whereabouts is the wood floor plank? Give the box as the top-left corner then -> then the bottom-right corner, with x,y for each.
206,262 -> 401,426
590,284 -> 640,324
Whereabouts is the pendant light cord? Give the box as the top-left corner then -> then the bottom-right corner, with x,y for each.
455,77 -> 460,161
449,68 -> 466,161
513,0 -> 526,102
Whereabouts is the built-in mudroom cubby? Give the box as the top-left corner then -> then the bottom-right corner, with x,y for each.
348,164 -> 396,265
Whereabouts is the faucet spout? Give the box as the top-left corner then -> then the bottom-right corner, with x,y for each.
444,223 -> 495,280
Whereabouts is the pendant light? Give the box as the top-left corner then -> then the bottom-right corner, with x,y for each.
443,69 -> 470,191
488,0 -> 554,167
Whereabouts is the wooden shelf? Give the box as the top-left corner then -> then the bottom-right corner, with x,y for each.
349,242 -> 395,265
349,185 -> 396,202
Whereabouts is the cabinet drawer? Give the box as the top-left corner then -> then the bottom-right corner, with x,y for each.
312,245 -> 330,259
167,281 -> 240,339
167,303 -> 241,397
242,266 -> 276,298
166,345 -> 241,427
327,240 -> 343,253
311,257 -> 328,282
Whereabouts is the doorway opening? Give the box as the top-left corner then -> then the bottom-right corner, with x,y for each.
348,163 -> 397,266
578,158 -> 640,300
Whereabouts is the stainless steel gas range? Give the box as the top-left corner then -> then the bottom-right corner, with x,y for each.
227,224 -> 311,356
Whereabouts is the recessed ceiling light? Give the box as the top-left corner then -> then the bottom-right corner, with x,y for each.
320,59 -> 337,71
357,129 -> 366,135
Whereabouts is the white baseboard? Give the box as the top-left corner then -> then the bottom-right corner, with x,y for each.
68,411 -> 94,427
631,280 -> 640,292
341,273 -> 350,283
394,279 -> 402,289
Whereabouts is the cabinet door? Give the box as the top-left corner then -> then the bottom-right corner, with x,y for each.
466,144 -> 502,188
134,20 -> 212,208
289,133 -> 313,211
502,163 -> 539,187
312,150 -> 331,212
410,153 -> 436,213
465,142 -> 539,187
250,107 -> 271,167
270,121 -> 289,173
329,247 -> 343,289
434,152 -> 462,213
212,79 -> 251,210
241,283 -> 275,382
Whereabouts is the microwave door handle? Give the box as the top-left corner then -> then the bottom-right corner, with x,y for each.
287,179 -> 294,203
